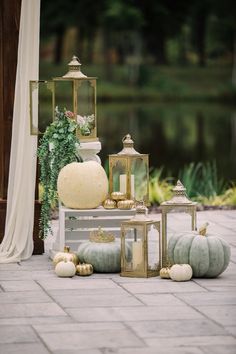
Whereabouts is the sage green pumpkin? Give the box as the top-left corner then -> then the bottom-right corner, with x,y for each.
168,226 -> 231,278
77,240 -> 122,273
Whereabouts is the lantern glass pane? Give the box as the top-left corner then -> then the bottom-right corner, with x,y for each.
30,81 -> 54,135
147,224 -> 160,271
112,159 -> 127,193
54,80 -> 73,112
76,80 -> 96,138
124,225 -> 144,272
131,157 -> 148,202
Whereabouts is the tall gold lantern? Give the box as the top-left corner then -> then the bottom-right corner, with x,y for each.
109,134 -> 149,204
30,55 -> 97,141
160,180 -> 197,267
121,204 -> 161,278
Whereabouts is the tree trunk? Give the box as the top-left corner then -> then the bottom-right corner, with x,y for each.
103,29 -> 113,81
232,32 -> 236,87
148,33 -> 168,65
196,111 -> 204,161
54,25 -> 65,65
192,6 -> 208,67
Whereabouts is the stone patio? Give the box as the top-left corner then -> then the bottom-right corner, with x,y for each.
0,210 -> 236,354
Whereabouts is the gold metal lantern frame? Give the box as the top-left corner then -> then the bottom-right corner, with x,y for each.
30,56 -> 98,142
109,134 -> 149,204
121,204 -> 161,278
160,180 -> 197,267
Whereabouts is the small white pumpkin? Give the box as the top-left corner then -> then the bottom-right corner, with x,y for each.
53,246 -> 78,266
57,161 -> 108,209
169,264 -> 193,282
55,260 -> 76,277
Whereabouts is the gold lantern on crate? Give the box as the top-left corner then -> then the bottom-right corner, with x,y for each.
121,203 -> 161,278
160,180 -> 197,267
30,55 -> 97,141
109,134 -> 149,205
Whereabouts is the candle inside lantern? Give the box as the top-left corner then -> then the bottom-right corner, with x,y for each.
120,174 -> 135,197
132,241 -> 143,270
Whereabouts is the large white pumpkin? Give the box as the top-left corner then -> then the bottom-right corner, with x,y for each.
57,161 -> 108,209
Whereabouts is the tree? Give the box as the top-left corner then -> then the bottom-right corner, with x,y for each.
138,0 -> 190,65
190,0 -> 211,67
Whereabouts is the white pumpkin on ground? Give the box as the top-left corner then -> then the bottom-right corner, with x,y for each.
169,264 -> 193,282
55,260 -> 76,277
57,161 -> 108,209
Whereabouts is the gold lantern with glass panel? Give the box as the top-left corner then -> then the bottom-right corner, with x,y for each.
160,180 -> 197,267
30,55 -> 97,141
109,134 -> 149,204
121,204 -> 161,278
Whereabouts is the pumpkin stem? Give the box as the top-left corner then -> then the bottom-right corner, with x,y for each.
198,222 -> 209,236
64,246 -> 70,253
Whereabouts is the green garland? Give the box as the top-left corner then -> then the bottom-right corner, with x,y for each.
37,107 -> 82,239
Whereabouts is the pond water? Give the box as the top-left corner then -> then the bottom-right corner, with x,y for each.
97,102 -> 236,181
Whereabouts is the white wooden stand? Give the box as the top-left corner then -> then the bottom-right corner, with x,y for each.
50,206 -> 136,255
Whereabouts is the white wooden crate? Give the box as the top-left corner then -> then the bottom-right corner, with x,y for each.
57,205 -> 136,252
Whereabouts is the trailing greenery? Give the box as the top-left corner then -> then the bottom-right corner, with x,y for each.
37,107 -> 82,239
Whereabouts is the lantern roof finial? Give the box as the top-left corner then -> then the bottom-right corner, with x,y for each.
63,55 -> 87,79
161,180 -> 196,206
118,134 -> 140,155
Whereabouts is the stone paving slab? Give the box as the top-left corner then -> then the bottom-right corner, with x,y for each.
0,280 -> 42,291
51,293 -> 143,308
33,322 -> 126,333
37,329 -> 144,351
67,305 -> 204,322
0,303 -> 67,318
38,278 -> 119,290
194,305 -> 236,326
145,335 -> 236,348
175,291 -> 236,306
0,290 -> 53,304
226,326 -> 236,336
125,318 -> 228,338
134,293 -> 187,306
119,280 -> 207,293
0,316 -> 74,326
106,348 -> 204,354
0,210 -> 235,354
200,346 -> 236,354
0,325 -> 39,344
0,343 -> 50,354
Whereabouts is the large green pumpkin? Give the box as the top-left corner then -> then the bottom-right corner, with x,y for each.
77,240 -> 121,273
168,224 -> 231,278
77,228 -> 126,273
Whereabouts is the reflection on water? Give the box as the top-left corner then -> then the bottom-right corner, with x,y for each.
97,102 -> 236,181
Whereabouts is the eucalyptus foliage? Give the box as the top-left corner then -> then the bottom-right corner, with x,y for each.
37,107 -> 82,239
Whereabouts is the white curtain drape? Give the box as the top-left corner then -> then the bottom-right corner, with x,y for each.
0,0 -> 41,263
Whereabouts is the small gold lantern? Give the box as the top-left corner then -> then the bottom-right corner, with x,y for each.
121,204 -> 161,278
30,55 -> 97,141
160,180 -> 197,267
109,134 -> 149,204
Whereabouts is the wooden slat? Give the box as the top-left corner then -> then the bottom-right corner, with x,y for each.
63,206 -> 136,218
65,228 -> 121,241
65,217 -> 130,229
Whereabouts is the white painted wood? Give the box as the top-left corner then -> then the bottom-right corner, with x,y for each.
51,205 -> 136,252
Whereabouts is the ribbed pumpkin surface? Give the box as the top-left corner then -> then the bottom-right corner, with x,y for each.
168,231 -> 230,278
77,241 -> 121,273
